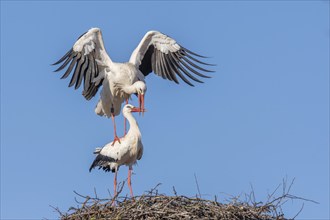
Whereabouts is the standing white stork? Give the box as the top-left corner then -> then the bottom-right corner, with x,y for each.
89,104 -> 144,198
53,28 -> 213,143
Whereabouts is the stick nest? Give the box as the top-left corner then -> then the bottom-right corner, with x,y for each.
54,181 -> 310,220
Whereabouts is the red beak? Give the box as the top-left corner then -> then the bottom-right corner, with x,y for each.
138,93 -> 145,116
131,107 -> 147,113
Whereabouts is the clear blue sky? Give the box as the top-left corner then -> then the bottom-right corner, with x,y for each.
1,1 -> 329,219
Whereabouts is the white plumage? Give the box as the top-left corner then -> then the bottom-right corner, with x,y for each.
89,104 -> 144,197
53,27 -> 213,142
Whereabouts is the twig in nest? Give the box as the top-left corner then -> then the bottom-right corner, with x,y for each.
50,205 -> 64,217
145,183 -> 161,195
172,186 -> 177,196
194,173 -> 202,199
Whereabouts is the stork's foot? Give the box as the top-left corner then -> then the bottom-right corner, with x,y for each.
111,200 -> 117,207
111,136 -> 121,146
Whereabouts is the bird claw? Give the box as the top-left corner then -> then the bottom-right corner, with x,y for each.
111,136 -> 121,146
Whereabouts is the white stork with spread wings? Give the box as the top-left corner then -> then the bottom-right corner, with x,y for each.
53,28 -> 213,144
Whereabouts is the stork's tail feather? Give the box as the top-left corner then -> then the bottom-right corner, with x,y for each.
95,100 -> 105,116
89,149 -> 102,172
94,148 -> 102,154
89,153 -> 116,172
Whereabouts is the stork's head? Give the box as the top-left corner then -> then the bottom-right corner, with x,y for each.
133,81 -> 147,113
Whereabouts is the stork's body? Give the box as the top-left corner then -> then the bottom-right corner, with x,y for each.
93,62 -> 146,139
95,62 -> 145,117
53,28 -> 213,142
89,104 -> 144,198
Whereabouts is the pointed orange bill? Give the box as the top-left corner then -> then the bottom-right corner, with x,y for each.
138,94 -> 145,116
131,107 -> 147,113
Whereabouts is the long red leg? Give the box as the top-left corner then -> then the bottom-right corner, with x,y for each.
114,169 -> 118,196
124,99 -> 128,135
128,167 -> 134,198
111,113 -> 121,146
112,169 -> 118,206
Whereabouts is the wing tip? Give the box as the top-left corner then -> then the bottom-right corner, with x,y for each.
180,46 -> 209,58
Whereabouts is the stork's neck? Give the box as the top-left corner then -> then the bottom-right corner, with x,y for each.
125,113 -> 141,137
121,84 -> 136,95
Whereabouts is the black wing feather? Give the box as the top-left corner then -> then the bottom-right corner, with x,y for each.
138,45 -> 154,76
138,41 -> 214,86
75,57 -> 88,89
83,55 -> 93,91
69,55 -> 85,87
52,48 -> 73,66
158,51 -> 170,80
180,46 -> 209,58
180,50 -> 215,66
168,53 -> 194,86
171,53 -> 203,84
173,53 -> 210,79
179,52 -> 214,73
54,53 -> 73,72
53,32 -> 104,100
89,154 -> 116,173
163,53 -> 179,84
160,52 -> 174,82
61,54 -> 79,79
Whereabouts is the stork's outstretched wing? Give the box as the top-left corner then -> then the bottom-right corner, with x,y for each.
53,28 -> 110,100
129,31 -> 214,86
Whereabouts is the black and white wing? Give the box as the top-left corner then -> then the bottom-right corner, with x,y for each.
89,152 -> 116,173
53,28 -> 110,100
129,31 -> 214,86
